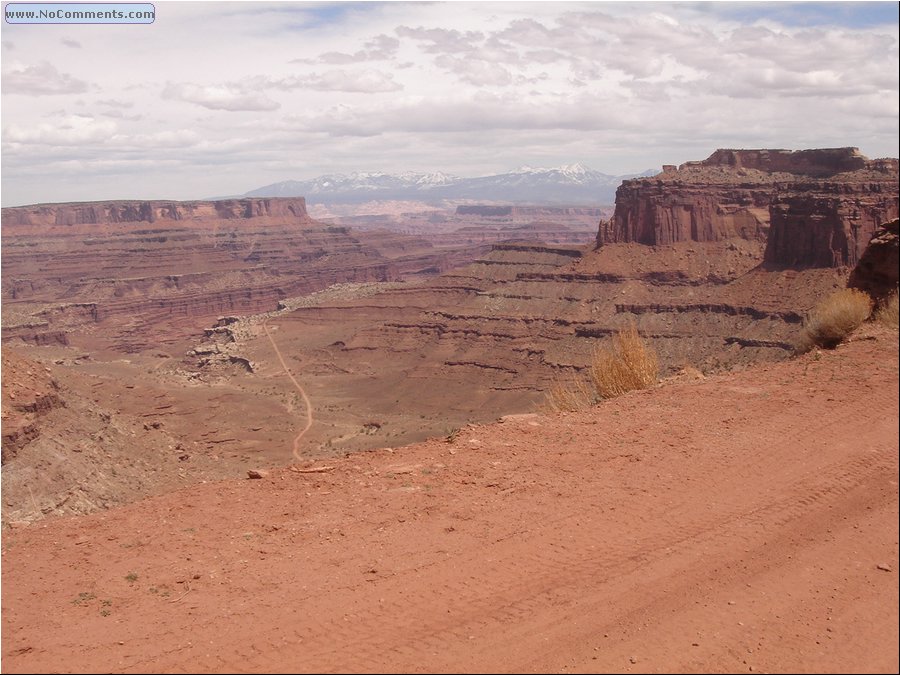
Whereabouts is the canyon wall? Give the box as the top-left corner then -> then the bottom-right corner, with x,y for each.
599,148 -> 899,269
765,183 -> 899,268
1,198 -> 472,350
848,218 -> 900,303
1,198 -> 313,230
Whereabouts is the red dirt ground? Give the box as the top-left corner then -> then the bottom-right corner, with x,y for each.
1,327 -> 897,674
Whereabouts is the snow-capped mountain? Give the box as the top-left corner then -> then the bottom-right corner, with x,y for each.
241,165 -> 656,205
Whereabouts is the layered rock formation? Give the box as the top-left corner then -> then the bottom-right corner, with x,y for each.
766,183 -> 898,268
599,148 -> 899,269
2,197 -> 313,230
215,234 -> 845,461
848,218 -> 900,303
1,198 -> 481,350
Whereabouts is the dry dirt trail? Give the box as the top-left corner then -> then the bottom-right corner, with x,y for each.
262,320 -> 314,463
1,327 -> 897,674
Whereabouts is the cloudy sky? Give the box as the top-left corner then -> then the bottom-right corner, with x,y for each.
1,0 -> 898,206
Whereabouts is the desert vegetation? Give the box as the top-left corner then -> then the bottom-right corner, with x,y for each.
796,288 -> 874,352
547,323 -> 659,411
875,289 -> 899,329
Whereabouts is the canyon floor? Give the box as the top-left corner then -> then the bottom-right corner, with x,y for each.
2,323 -> 897,674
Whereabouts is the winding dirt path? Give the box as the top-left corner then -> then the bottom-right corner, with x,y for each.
262,320 -> 313,463
1,329 -> 897,674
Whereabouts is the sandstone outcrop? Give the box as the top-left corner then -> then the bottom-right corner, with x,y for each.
599,148 -> 899,270
848,218 -> 900,303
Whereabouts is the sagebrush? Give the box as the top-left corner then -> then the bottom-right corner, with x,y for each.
797,288 -> 873,352
545,323 -> 659,411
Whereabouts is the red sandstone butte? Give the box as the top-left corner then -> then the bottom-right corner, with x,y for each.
599,148 -> 899,269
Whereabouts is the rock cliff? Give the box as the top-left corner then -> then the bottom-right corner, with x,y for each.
848,218 -> 900,303
765,183 -> 898,268
599,148 -> 899,269
1,198 -> 313,230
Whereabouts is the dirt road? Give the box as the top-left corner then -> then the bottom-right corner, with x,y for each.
2,328 -> 897,673
263,321 -> 314,463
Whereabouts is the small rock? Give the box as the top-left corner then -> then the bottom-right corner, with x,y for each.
629,656 -> 637,664
247,469 -> 269,479
876,563 -> 892,572
499,413 -> 540,423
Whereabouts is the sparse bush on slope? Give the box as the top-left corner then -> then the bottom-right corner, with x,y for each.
875,289 -> 899,329
797,288 -> 874,352
545,323 -> 659,411
545,375 -> 596,413
590,323 -> 659,399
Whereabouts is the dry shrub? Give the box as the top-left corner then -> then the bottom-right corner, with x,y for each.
545,375 -> 595,413
544,324 -> 660,410
797,288 -> 874,352
590,323 -> 659,400
875,290 -> 899,329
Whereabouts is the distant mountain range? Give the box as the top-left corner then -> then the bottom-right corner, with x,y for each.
240,164 -> 658,205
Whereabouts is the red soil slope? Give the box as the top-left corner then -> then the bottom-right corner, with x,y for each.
1,327 -> 897,674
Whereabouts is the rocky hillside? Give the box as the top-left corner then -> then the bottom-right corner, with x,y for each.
599,147 -> 899,268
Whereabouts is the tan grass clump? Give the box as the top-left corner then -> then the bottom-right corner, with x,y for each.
590,323 -> 659,400
875,290 -> 899,329
797,288 -> 874,352
543,324 -> 660,411
544,375 -> 596,413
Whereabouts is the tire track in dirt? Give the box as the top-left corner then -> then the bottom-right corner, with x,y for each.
262,320 -> 313,463
4,333 -> 897,675
202,416 -> 896,674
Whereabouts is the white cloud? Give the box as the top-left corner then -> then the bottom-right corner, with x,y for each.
4,114 -> 115,145
318,34 -> 400,64
161,82 -> 280,112
97,99 -> 134,109
2,61 -> 89,95
434,56 -> 513,87
263,69 -> 403,93
0,1 -> 897,205
395,26 -> 484,53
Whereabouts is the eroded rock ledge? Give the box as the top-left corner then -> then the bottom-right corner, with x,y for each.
599,148 -> 899,269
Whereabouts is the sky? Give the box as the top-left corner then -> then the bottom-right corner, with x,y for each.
1,0 -> 898,206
